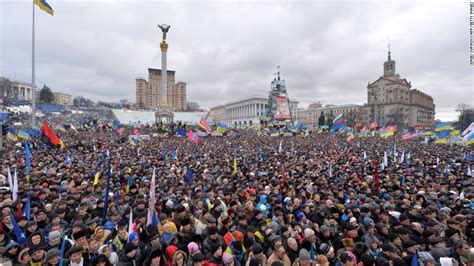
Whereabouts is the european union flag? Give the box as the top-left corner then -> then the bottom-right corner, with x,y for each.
177,128 -> 187,137
10,213 -> 26,245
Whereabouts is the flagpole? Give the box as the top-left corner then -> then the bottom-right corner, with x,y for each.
31,0 -> 36,127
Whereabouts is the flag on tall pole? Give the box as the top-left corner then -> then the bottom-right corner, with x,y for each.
34,0 -> 54,15
146,167 -> 157,227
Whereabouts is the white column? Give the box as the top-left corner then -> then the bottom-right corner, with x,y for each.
161,47 -> 168,106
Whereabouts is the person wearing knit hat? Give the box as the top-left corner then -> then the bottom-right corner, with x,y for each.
298,249 -> 312,265
206,242 -> 223,266
43,248 -> 60,265
192,252 -> 206,265
222,252 -> 234,266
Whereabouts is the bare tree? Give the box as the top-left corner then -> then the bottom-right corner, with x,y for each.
455,103 -> 474,130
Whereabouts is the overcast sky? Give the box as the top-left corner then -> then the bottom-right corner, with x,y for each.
1,0 -> 472,120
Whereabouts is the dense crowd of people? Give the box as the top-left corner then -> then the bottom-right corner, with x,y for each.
0,122 -> 473,266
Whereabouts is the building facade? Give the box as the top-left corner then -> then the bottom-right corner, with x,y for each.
53,92 -> 72,106
364,51 -> 435,127
209,96 -> 299,128
135,68 -> 187,111
0,77 -> 36,103
298,103 -> 363,129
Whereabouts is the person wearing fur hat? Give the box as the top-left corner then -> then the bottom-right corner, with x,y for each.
67,245 -> 91,266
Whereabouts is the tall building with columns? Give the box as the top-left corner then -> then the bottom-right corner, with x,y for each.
209,96 -> 299,128
0,76 -> 36,103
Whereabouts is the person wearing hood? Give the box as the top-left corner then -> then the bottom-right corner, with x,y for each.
98,244 -> 119,265
2,241 -> 20,264
256,195 -> 271,219
117,242 -> 138,266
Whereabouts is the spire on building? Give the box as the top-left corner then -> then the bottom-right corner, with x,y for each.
383,44 -> 396,77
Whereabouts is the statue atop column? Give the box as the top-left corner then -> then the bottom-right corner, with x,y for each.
158,24 -> 171,41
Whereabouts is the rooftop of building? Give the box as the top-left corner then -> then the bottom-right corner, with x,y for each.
148,68 -> 176,75
111,109 -> 207,125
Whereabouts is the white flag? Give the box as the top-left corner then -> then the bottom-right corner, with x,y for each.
7,165 -> 13,191
363,151 -> 367,160
128,208 -> 134,242
436,157 -> 440,167
146,167 -> 156,226
384,151 -> 388,168
468,166 -> 472,177
278,140 -> 282,153
400,151 -> 405,164
12,167 -> 18,202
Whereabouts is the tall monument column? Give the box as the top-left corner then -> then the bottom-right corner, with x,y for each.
158,24 -> 170,107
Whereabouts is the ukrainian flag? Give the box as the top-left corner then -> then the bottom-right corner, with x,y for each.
34,0 -> 54,15
451,126 -> 461,136
217,123 -> 227,133
7,129 -> 17,141
17,130 -> 31,140
435,122 -> 452,132
380,130 -> 395,138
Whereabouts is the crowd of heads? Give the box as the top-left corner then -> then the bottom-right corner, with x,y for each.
0,121 -> 473,266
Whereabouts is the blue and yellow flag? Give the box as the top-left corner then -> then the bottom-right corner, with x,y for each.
17,130 -> 31,140
217,123 -> 227,133
35,0 -> 54,15
7,129 -> 17,141
435,122 -> 452,132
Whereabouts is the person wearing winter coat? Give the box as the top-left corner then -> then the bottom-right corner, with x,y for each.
117,242 -> 138,266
